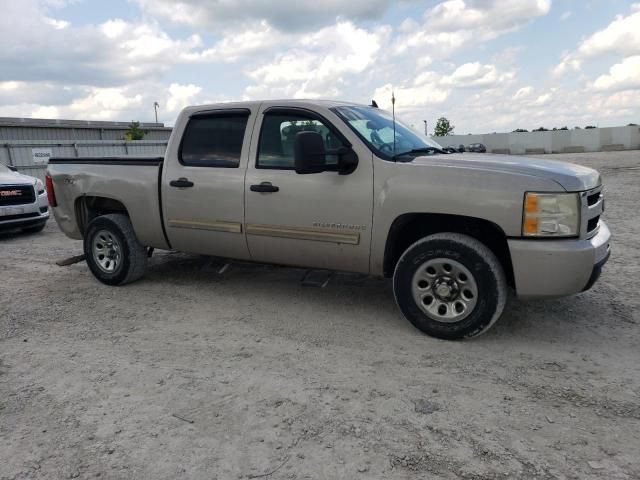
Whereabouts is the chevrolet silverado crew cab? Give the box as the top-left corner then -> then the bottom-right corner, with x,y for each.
46,100 -> 610,340
1,162 -> 49,233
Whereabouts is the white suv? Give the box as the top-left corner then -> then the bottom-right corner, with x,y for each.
0,163 -> 49,233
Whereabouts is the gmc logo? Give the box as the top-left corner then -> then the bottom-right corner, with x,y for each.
0,190 -> 22,197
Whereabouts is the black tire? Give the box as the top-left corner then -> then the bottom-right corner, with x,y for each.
22,222 -> 46,234
393,233 -> 507,340
84,214 -> 147,286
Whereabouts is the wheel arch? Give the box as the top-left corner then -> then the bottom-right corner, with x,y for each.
383,212 -> 515,287
75,195 -> 129,236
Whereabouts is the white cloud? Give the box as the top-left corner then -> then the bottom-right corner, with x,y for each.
245,22 -> 389,99
165,83 -> 203,113
0,80 -> 209,124
555,5 -> 640,75
576,7 -> 640,59
421,83 -> 640,134
440,62 -> 515,88
560,11 -> 572,21
395,0 -> 551,56
134,0 -> 411,31
593,56 -> 640,92
191,22 -> 286,62
372,80 -> 449,113
0,0 -> 235,86
424,0 -> 550,34
513,86 -> 534,99
32,105 -> 61,118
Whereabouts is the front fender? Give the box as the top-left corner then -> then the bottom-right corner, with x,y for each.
369,160 -> 562,276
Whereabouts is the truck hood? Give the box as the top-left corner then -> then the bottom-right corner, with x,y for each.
410,153 -> 601,191
0,170 -> 36,186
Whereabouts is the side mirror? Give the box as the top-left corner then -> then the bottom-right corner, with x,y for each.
294,131 -> 327,174
294,131 -> 359,175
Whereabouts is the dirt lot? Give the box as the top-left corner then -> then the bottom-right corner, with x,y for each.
1,151 -> 639,480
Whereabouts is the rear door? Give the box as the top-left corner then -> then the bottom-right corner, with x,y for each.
161,105 -> 257,259
244,104 -> 374,273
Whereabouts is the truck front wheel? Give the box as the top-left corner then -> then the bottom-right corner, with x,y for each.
84,213 -> 147,286
393,233 -> 507,340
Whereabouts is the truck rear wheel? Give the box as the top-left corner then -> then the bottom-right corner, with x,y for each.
393,233 -> 507,340
84,214 -> 147,286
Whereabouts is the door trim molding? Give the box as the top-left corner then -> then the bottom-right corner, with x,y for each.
246,223 -> 360,245
168,219 -> 242,233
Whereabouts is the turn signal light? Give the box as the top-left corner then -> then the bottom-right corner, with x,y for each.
524,193 -> 539,214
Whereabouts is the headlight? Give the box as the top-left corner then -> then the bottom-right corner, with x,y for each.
523,192 -> 580,237
35,179 -> 45,195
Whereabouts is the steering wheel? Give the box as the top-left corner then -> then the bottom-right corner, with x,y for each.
370,130 -> 395,154
370,130 -> 383,146
378,143 -> 394,154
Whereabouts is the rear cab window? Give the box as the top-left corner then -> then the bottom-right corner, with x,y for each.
180,110 -> 250,168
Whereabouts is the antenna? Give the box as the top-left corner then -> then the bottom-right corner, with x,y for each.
153,102 -> 160,123
391,91 -> 396,156
370,100 -> 379,108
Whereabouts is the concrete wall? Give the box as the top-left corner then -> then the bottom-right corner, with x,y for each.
441,125 -> 640,154
1,140 -> 168,182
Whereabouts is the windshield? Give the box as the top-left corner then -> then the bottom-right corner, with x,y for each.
332,105 -> 443,160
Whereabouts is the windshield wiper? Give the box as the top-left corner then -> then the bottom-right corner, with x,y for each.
392,146 -> 448,160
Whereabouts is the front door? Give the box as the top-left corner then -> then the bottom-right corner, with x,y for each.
161,106 -> 256,259
244,105 -> 373,273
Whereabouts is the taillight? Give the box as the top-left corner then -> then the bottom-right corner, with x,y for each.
45,174 -> 57,207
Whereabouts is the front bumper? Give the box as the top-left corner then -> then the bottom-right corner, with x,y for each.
0,190 -> 50,231
508,221 -> 611,298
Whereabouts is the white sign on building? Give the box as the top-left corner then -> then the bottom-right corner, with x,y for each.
32,148 -> 53,164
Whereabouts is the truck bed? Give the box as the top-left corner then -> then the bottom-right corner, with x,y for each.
47,156 -> 169,249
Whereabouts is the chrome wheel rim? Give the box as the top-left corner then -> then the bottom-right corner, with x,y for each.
411,258 -> 478,323
92,229 -> 122,274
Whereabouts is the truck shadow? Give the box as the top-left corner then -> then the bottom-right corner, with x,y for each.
135,251 -> 630,345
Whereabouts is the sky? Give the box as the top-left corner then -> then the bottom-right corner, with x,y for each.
0,0 -> 639,133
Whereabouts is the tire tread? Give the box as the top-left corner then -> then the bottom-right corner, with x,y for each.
393,232 -> 507,339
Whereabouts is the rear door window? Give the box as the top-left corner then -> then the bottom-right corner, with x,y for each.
180,111 -> 250,167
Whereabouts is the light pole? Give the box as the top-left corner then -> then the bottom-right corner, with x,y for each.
423,120 -> 428,136
153,102 -> 160,123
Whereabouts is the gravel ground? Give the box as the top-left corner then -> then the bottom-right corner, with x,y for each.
1,151 -> 639,480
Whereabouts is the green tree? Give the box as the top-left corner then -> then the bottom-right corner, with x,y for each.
124,121 -> 148,141
434,117 -> 454,136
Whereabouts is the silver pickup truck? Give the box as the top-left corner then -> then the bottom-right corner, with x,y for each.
1,163 -> 49,233
47,100 -> 610,339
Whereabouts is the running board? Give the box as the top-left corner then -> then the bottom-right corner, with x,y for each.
56,254 -> 86,266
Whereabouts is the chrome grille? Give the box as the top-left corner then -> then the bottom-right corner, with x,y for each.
580,185 -> 604,239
